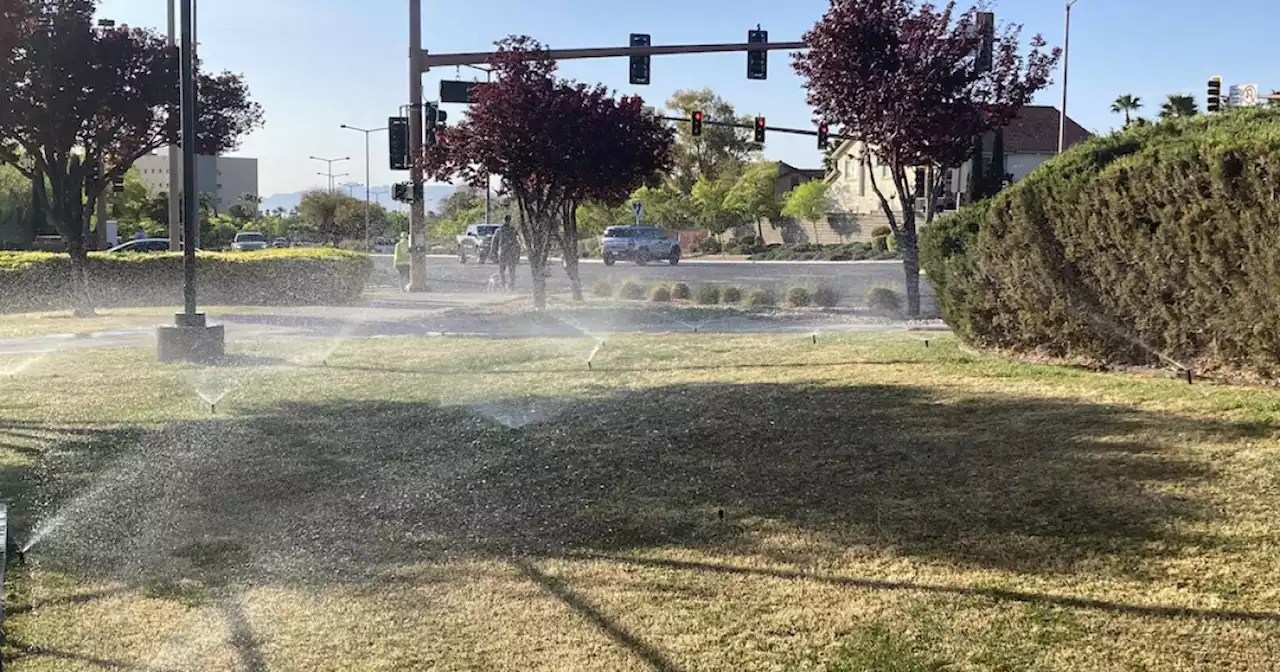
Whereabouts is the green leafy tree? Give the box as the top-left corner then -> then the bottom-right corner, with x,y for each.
298,189 -> 342,241
690,172 -> 743,237
1159,93 -> 1198,119
724,161 -> 781,240
0,0 -> 263,314
781,179 -> 834,242
663,89 -> 761,193
575,200 -> 628,237
1111,94 -> 1142,126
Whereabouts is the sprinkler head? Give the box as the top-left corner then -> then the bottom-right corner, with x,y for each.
717,508 -> 725,522
924,339 -> 930,348
210,403 -> 216,414
812,334 -> 817,344
1184,369 -> 1193,385
587,361 -> 592,370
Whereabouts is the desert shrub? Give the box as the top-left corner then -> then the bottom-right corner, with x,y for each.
590,279 -> 614,298
870,225 -> 892,238
786,286 -> 813,307
721,285 -> 743,303
0,248 -> 371,313
918,108 -> 1280,376
617,279 -> 645,300
744,288 -> 777,308
699,237 -> 722,255
695,284 -> 721,305
647,284 -> 671,302
866,286 -> 902,312
670,282 -> 692,300
813,285 -> 841,307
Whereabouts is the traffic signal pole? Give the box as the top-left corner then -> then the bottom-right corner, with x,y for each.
407,0 -> 428,292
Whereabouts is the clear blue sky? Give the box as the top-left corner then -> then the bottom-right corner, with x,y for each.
96,0 -> 1277,197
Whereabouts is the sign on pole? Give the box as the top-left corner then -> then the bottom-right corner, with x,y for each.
632,200 -> 644,224
1229,83 -> 1261,107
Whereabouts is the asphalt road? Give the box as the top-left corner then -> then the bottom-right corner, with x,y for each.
372,254 -> 936,312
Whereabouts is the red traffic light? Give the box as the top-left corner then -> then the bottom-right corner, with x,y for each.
691,110 -> 704,136
753,116 -> 766,142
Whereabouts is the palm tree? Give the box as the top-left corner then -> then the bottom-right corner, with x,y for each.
1159,94 -> 1198,120
1111,94 -> 1143,127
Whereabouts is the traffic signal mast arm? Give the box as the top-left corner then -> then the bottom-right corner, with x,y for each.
419,40 -> 807,69
662,115 -> 840,141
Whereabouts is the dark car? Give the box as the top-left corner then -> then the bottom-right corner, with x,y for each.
107,238 -> 187,253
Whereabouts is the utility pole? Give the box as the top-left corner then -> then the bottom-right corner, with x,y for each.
407,0 -> 428,291
1058,0 -> 1080,153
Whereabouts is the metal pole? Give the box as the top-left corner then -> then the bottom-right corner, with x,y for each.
1058,1 -> 1077,154
167,0 -> 181,250
407,0 -> 427,291
365,132 -> 371,248
420,40 -> 808,69
180,0 -> 198,316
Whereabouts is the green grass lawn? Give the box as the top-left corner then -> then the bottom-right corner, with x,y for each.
3,332 -> 1280,670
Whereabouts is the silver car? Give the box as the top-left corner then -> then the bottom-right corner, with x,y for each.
601,225 -> 680,266
231,231 -> 268,251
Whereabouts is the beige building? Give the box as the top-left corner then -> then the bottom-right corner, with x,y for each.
133,150 -> 259,214
763,105 -> 1091,244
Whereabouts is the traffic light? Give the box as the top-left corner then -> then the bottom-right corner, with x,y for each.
424,103 -> 438,146
389,116 -> 409,170
747,29 -> 768,80
754,116 -> 766,143
691,110 -> 704,136
1207,76 -> 1223,113
112,173 -> 125,194
393,183 -> 410,203
817,123 -> 829,150
629,33 -> 651,85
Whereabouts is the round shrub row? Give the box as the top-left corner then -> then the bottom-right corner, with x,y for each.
920,107 -> 1280,376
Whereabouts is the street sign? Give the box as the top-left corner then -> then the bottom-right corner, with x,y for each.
440,80 -> 479,104
1230,83 -> 1261,107
632,200 -> 644,223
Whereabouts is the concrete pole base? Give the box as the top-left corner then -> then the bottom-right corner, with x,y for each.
157,313 -> 225,362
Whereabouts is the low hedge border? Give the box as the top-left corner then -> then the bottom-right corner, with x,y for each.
0,249 -> 372,313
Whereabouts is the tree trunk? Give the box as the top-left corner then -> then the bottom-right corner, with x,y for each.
561,204 -> 583,301
516,205 -> 550,311
900,223 -> 921,318
66,236 -> 94,318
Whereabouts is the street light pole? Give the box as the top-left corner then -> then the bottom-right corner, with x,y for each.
1058,0 -> 1080,154
340,124 -> 389,250
407,0 -> 428,291
309,156 -> 350,193
167,0 -> 181,250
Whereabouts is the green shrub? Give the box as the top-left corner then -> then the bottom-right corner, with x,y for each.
694,284 -> 721,305
786,286 -> 813,307
739,234 -> 759,246
866,286 -> 902,312
886,233 -> 898,252
0,248 -> 370,313
918,108 -> 1280,376
744,288 -> 777,308
871,235 -> 889,253
699,237 -> 722,255
813,285 -> 841,308
578,237 -> 602,259
590,279 -> 614,298
723,241 -> 742,255
721,285 -> 743,303
670,282 -> 692,300
617,279 -> 645,300
647,284 -> 671,302
870,225 -> 892,238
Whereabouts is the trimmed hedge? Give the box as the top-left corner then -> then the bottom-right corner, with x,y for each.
0,248 -> 372,313
920,107 -> 1280,376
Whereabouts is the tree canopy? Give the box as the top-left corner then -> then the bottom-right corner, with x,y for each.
793,0 -> 1058,315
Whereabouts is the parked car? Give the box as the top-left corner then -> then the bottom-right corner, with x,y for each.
456,223 -> 501,264
601,225 -> 681,266
107,238 -> 188,253
272,237 -> 290,248
231,231 -> 269,251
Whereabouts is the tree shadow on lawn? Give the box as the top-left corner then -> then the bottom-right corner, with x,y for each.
19,380 -> 1273,594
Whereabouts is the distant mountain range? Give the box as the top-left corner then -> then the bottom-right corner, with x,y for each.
259,183 -> 460,214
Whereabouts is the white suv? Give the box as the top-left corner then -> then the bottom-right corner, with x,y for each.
601,226 -> 680,266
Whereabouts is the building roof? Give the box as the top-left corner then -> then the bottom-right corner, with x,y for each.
777,161 -> 824,181
990,105 -> 1091,154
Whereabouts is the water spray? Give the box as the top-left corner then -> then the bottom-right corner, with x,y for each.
586,340 -> 604,370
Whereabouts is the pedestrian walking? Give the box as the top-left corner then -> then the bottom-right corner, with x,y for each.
494,216 -> 521,291
393,232 -> 410,291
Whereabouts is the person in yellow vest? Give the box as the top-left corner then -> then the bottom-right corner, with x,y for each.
393,232 -> 410,291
